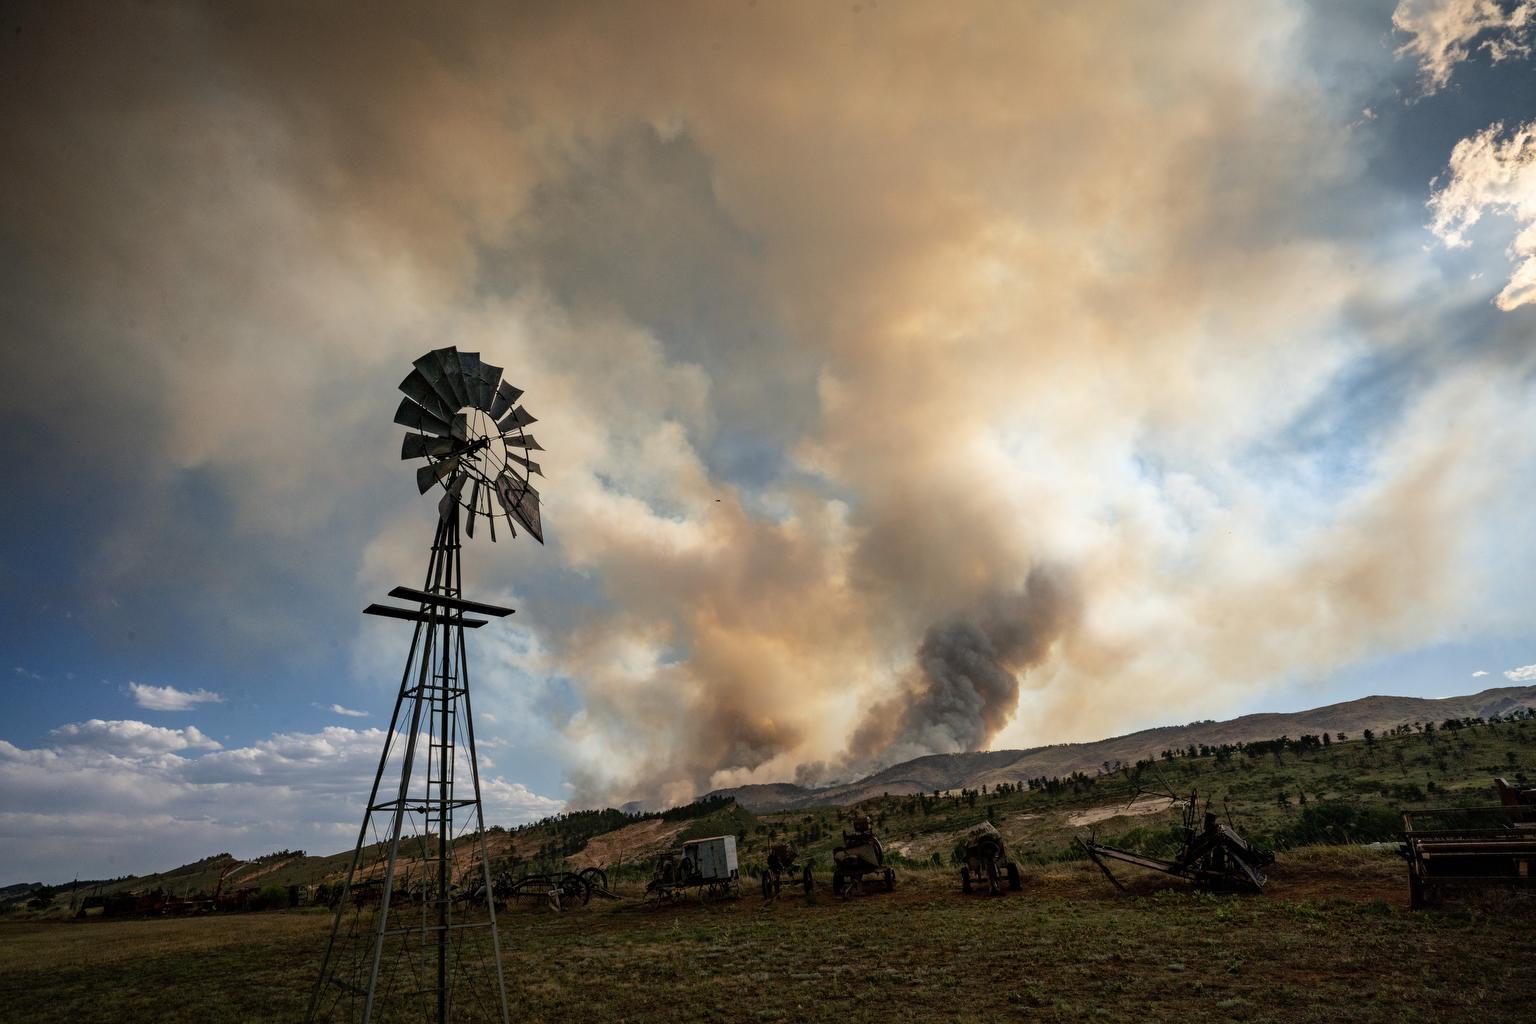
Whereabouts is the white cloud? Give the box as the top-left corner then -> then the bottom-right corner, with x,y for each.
1472,669 -> 1489,676
48,719 -> 222,755
328,703 -> 368,718
1393,0 -> 1535,95
1429,120 -> 1536,310
1505,663 -> 1536,681
128,681 -> 224,711
0,721 -> 561,882
13,667 -> 42,680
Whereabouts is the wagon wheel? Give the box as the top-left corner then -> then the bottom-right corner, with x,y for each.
801,864 -> 813,896
761,872 -> 774,902
579,867 -> 608,895
961,866 -> 972,894
832,868 -> 850,898
1006,862 -> 1021,892
985,857 -> 1001,895
883,868 -> 895,892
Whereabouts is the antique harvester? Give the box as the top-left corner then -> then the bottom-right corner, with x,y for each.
1078,790 -> 1273,893
959,821 -> 1021,894
759,841 -> 814,901
645,835 -> 741,903
1399,777 -> 1536,909
831,814 -> 895,896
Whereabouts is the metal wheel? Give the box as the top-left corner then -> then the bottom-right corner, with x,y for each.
961,866 -> 972,894
761,872 -> 774,902
884,868 -> 895,892
832,869 -> 850,897
579,867 -> 608,895
985,857 -> 1001,895
1006,862 -> 1021,892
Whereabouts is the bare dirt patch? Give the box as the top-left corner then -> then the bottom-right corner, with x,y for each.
1067,795 -> 1176,827
567,819 -> 689,870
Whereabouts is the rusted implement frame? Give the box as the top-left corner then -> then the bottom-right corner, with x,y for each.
1400,799 -> 1536,909
502,868 -> 615,911
759,846 -> 814,902
1077,799 -> 1272,894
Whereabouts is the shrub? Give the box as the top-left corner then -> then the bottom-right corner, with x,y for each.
258,884 -> 289,910
1276,802 -> 1400,847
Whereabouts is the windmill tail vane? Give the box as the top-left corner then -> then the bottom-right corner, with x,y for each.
307,347 -> 545,1024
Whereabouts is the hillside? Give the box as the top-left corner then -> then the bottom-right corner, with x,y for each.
710,684 -> 1536,809
11,685 -> 1534,903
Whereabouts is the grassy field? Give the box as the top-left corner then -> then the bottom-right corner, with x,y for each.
2,847 -> 1533,1024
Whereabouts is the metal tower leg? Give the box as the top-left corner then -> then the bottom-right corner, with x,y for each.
308,510 -> 510,1023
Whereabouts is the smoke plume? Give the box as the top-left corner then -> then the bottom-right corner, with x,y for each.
5,2 -> 1536,815
850,570 -> 1080,767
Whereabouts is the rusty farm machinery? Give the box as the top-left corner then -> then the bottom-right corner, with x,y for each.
494,867 -> 616,912
758,841 -> 814,901
645,835 -> 742,903
831,814 -> 896,896
1399,777 -> 1536,909
959,821 -> 1022,894
1078,789 -> 1274,894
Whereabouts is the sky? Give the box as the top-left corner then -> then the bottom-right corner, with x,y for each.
3,0 -> 1536,884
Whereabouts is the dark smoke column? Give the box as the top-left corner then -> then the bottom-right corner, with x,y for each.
850,566 -> 1079,764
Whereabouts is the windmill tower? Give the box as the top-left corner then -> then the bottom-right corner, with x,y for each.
308,348 -> 544,1024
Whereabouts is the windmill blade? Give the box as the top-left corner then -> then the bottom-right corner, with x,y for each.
506,452 -> 543,477
413,349 -> 462,414
510,483 -> 543,543
431,348 -> 469,409
465,479 -> 481,538
394,397 -> 453,437
416,457 -> 460,495
456,351 -> 485,409
401,432 -> 459,460
494,470 -> 543,544
475,362 -> 503,412
489,379 -> 523,420
497,405 -> 538,433
502,433 -> 545,452
451,413 -> 468,441
398,369 -> 455,423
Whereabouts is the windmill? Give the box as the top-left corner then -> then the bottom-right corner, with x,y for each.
308,347 -> 544,1024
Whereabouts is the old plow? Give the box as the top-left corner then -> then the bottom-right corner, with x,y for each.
1078,791 -> 1273,894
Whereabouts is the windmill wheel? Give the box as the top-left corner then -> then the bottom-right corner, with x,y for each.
394,346 -> 545,542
